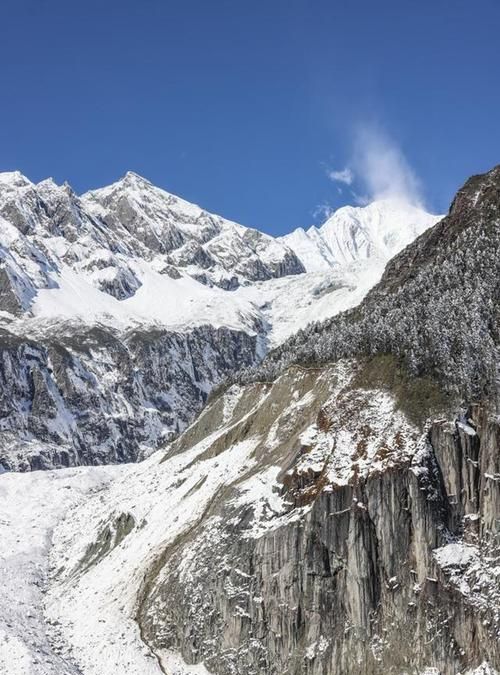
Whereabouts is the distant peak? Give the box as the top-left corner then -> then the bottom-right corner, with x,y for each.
317,197 -> 437,231
0,171 -> 32,188
121,171 -> 153,187
37,177 -> 58,187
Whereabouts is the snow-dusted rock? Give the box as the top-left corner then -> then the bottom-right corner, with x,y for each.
0,171 -> 438,468
27,360 -> 498,675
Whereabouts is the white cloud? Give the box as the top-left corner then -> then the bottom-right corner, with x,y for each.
352,126 -> 423,205
312,202 -> 334,220
327,167 -> 354,185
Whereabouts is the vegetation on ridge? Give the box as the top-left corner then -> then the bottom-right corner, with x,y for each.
227,165 -> 500,410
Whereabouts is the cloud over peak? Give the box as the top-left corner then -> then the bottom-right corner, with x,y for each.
327,167 -> 353,185
324,126 -> 424,209
353,126 -> 423,206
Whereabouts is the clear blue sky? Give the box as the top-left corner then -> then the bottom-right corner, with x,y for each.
1,0 -> 500,235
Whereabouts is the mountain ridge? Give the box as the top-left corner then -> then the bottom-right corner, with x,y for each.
0,166 -> 499,675
281,198 -> 440,272
0,170 -> 439,470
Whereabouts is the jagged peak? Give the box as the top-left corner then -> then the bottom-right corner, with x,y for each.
0,171 -> 33,189
316,197 -> 437,233
83,171 -> 176,203
120,170 -> 154,187
95,171 -> 158,195
36,177 -> 59,189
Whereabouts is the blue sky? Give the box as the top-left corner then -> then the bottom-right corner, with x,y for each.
1,0 -> 500,235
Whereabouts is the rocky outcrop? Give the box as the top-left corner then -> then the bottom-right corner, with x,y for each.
0,171 -> 441,471
132,367 -> 500,675
0,322 -> 260,471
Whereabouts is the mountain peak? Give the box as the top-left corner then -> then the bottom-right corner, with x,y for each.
120,171 -> 154,188
282,198 -> 442,272
0,171 -> 32,189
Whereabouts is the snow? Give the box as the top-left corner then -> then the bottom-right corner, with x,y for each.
231,465 -> 287,538
0,465 -> 124,675
434,542 -> 478,569
233,259 -> 383,346
305,636 -> 330,661
0,171 -> 441,352
281,198 -> 442,272
0,435 -> 260,674
464,664 -> 499,675
0,171 -> 32,188
295,380 -> 419,487
157,651 -> 213,674
433,541 -> 500,625
31,263 -> 260,334
43,432 -> 264,674
457,421 -> 477,436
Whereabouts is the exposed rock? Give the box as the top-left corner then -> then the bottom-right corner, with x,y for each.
135,367 -> 500,675
0,322 -> 260,471
44,361 -> 499,674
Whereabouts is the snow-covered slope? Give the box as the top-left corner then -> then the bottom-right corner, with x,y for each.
0,171 -> 440,468
1,166 -> 499,675
0,171 -> 440,336
0,464 -> 123,675
0,170 -> 302,321
1,361 -> 497,674
281,199 -> 439,272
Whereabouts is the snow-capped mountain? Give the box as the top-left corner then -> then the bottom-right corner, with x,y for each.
1,165 -> 499,675
0,170 -> 302,318
0,167 -> 500,675
281,198 -> 438,272
0,171 -> 440,469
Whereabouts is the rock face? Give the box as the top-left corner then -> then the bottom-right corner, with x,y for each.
0,170 -> 438,470
44,361 -> 499,674
0,322 -> 259,471
134,368 -> 499,675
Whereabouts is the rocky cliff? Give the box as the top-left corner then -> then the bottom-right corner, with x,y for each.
137,367 -> 499,675
0,171 -> 437,470
43,361 -> 499,674
38,166 -> 500,674
0,321 -> 260,471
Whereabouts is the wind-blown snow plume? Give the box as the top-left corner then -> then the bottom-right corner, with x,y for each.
326,167 -> 353,185
327,126 -> 424,207
352,126 -> 423,205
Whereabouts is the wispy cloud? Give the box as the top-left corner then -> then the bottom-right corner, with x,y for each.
312,202 -> 335,221
351,125 -> 423,205
326,167 -> 354,185
316,125 -> 424,222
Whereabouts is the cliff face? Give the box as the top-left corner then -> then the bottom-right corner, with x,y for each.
0,323 -> 259,471
137,375 -> 499,675
44,361 -> 499,674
